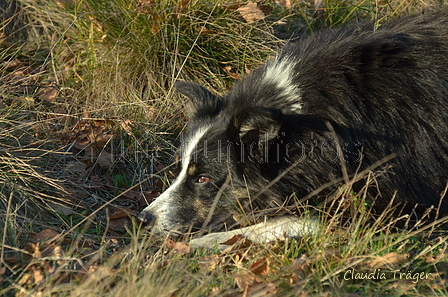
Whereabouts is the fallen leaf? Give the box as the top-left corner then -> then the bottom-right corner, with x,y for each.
385,279 -> 416,294
120,190 -> 141,201
30,265 -> 45,283
97,150 -> 114,168
223,66 -> 241,80
166,239 -> 190,256
425,254 -> 436,263
199,26 -> 218,34
237,2 -> 265,23
17,271 -> 33,287
109,207 -> 138,220
53,105 -> 67,115
172,242 -> 190,256
199,254 -> 220,272
37,84 -> 58,102
221,235 -> 253,250
291,255 -> 310,279
47,201 -> 77,216
244,281 -> 278,297
2,59 -> 22,70
93,133 -> 114,148
222,234 -> 245,245
234,270 -> 261,291
29,229 -> 61,244
73,137 -> 90,150
121,119 -> 134,136
108,217 -> 130,232
249,257 -> 270,276
138,190 -> 160,207
77,265 -> 117,281
368,252 -> 409,269
278,0 -> 292,8
154,178 -> 165,188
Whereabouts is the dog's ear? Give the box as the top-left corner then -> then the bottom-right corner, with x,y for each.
174,81 -> 222,118
237,108 -> 282,158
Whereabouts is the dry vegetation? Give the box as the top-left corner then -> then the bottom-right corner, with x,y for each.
1,0 -> 448,296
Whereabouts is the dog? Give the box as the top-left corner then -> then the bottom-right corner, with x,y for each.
138,12 -> 448,245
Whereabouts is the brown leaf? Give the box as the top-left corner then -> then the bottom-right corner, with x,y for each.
199,254 -> 220,272
278,0 -> 292,8
94,133 -> 114,148
223,234 -> 253,249
425,254 -> 436,263
245,282 -> 278,297
47,201 -> 77,216
234,270 -> 261,291
120,119 -> 134,136
23,229 -> 67,260
165,240 -> 190,256
385,279 -> 416,294
29,229 -> 61,244
77,265 -> 117,281
31,265 -> 44,283
222,234 -> 245,245
154,178 -> 164,188
237,2 -> 265,23
109,207 -> 138,220
173,241 -> 191,255
2,58 -> 22,70
97,150 -> 114,168
120,189 -> 141,201
73,137 -> 90,150
23,242 -> 41,258
17,271 -> 33,288
37,84 -> 58,102
249,257 -> 270,276
108,217 -> 130,232
138,190 -> 160,207
199,26 -> 218,34
223,66 -> 241,80
53,105 -> 67,115
291,255 -> 310,279
368,252 -> 409,269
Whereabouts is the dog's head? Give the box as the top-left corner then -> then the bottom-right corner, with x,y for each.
138,81 -> 284,236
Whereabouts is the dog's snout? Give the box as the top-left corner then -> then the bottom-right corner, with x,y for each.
138,211 -> 155,224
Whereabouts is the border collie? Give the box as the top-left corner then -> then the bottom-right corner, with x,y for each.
138,12 -> 448,243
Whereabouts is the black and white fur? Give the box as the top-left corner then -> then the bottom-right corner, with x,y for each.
139,12 -> 448,241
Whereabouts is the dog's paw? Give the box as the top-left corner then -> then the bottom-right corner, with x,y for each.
190,216 -> 319,250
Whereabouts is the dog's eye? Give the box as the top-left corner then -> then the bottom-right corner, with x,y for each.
196,176 -> 210,184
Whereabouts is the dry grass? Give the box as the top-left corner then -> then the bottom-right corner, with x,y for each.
1,0 -> 448,296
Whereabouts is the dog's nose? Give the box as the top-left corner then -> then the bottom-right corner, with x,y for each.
138,211 -> 155,224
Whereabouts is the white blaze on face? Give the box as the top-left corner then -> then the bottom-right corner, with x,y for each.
262,55 -> 303,112
141,125 -> 210,233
